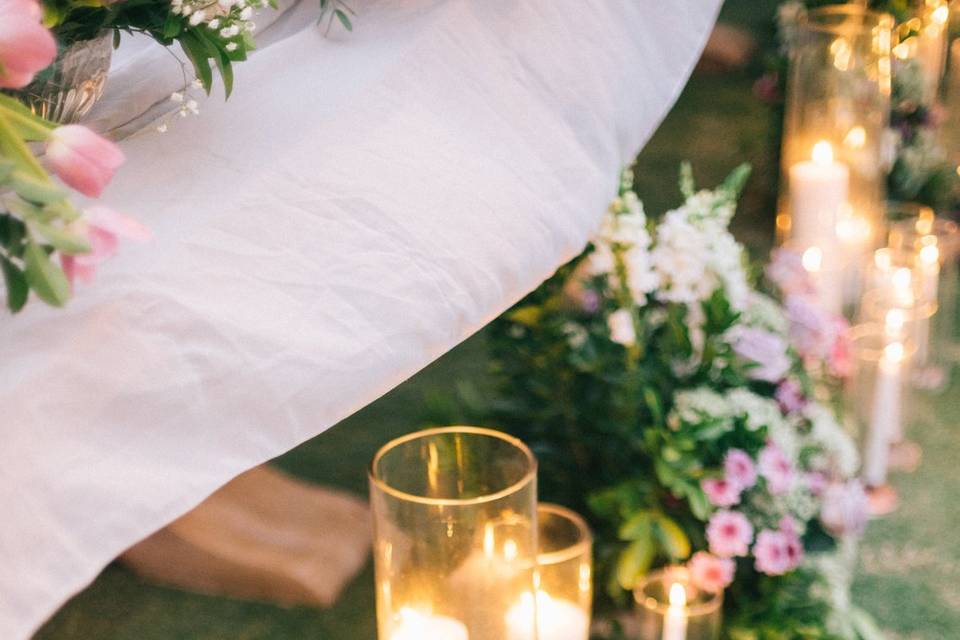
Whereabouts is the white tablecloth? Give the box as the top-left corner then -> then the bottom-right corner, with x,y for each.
0,1 -> 720,636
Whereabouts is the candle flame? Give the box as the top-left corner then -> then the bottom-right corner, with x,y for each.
916,209 -> 935,235
885,308 -> 906,336
884,341 -> 905,364
892,267 -> 912,291
843,126 -> 866,150
812,140 -> 834,165
919,244 -> 939,267
668,582 -> 687,608
802,246 -> 823,273
503,538 -> 518,561
931,4 -> 949,25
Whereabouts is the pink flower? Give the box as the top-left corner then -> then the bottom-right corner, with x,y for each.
723,449 -> 757,490
820,480 -> 869,537
785,295 -> 836,361
728,326 -> 791,382
688,552 -> 735,594
752,72 -> 781,105
753,529 -> 801,576
701,477 -> 742,507
0,0 -> 56,89
775,379 -> 806,414
828,318 -> 854,379
758,444 -> 794,495
706,510 -> 754,557
60,206 -> 151,284
46,125 -> 125,197
804,471 -> 828,497
766,248 -> 814,296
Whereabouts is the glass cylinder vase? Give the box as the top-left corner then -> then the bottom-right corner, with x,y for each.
370,426 -> 539,640
779,6 -> 894,257
634,566 -> 722,640
892,0 -> 951,103
505,504 -> 593,640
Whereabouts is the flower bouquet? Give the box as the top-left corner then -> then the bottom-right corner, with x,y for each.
1,0 -> 147,313
485,165 -> 880,639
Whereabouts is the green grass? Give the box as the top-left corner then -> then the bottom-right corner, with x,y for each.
37,4 -> 960,638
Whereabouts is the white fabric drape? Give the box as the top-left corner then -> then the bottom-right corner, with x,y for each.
0,1 -> 721,636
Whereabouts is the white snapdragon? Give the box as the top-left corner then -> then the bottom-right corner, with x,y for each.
607,309 -> 636,346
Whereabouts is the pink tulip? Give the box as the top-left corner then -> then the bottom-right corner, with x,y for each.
0,0 -> 57,88
60,206 -> 150,284
688,552 -> 735,594
46,125 -> 125,197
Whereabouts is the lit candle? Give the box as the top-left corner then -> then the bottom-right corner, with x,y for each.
802,245 -> 842,315
789,141 -> 849,247
505,590 -> 589,640
917,2 -> 950,102
389,608 -> 469,640
662,582 -> 689,640
863,341 -> 905,487
836,208 -> 873,306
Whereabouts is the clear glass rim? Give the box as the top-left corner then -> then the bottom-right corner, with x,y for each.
633,566 -> 723,617
536,503 -> 593,566
801,4 -> 894,34
369,425 -> 538,506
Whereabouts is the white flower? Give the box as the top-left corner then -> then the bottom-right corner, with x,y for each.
220,25 -> 240,37
225,42 -> 238,52
672,388 -> 733,430
188,9 -> 206,25
607,309 -> 636,346
170,92 -> 184,103
804,403 -> 859,478
563,323 -> 588,349
239,6 -> 253,19
208,18 -> 220,29
740,292 -> 789,335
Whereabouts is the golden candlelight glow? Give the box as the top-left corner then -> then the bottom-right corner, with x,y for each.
892,267 -> 912,291
843,126 -> 866,150
668,582 -> 687,608
885,308 -> 906,337
919,243 -> 939,267
802,246 -> 823,273
812,140 -> 834,165
916,208 -> 935,235
884,341 -> 905,365
930,4 -> 949,26
831,37 -> 852,70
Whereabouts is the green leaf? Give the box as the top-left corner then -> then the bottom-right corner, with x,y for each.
335,8 -> 353,31
23,239 -> 69,307
618,510 -> 652,541
721,163 -> 752,199
652,514 -> 691,560
180,31 -> 213,93
616,537 -> 654,591
29,221 -> 91,254
0,214 -> 27,258
682,484 -> 711,521
162,13 -> 182,39
0,255 -> 28,312
9,171 -> 65,204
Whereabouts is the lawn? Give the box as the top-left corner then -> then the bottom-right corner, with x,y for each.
36,1 -> 960,638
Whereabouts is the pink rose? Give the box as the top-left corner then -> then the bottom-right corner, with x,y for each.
60,206 -> 151,284
701,477 -> 742,507
785,294 -> 836,360
723,449 -> 757,490
46,125 -> 125,198
775,379 -> 806,414
758,444 -> 794,495
766,248 -> 815,296
753,529 -> 801,576
820,480 -> 869,537
706,510 -> 754,558
728,326 -> 791,382
688,552 -> 735,594
0,0 -> 56,89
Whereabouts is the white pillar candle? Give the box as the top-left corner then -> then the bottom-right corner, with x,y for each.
389,608 -> 469,640
917,4 -> 950,102
505,591 -> 589,640
789,141 -> 849,247
662,582 -> 689,640
863,342 -> 904,487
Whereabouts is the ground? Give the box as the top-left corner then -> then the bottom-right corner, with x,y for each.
36,1 -> 960,638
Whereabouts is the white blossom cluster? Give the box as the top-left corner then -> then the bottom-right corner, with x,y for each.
669,387 -> 787,442
739,291 -> 790,336
171,0 -> 267,49
802,403 -> 860,478
650,189 -> 749,311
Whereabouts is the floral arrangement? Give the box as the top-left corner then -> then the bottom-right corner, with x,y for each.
0,0 -> 147,313
484,165 -> 879,639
